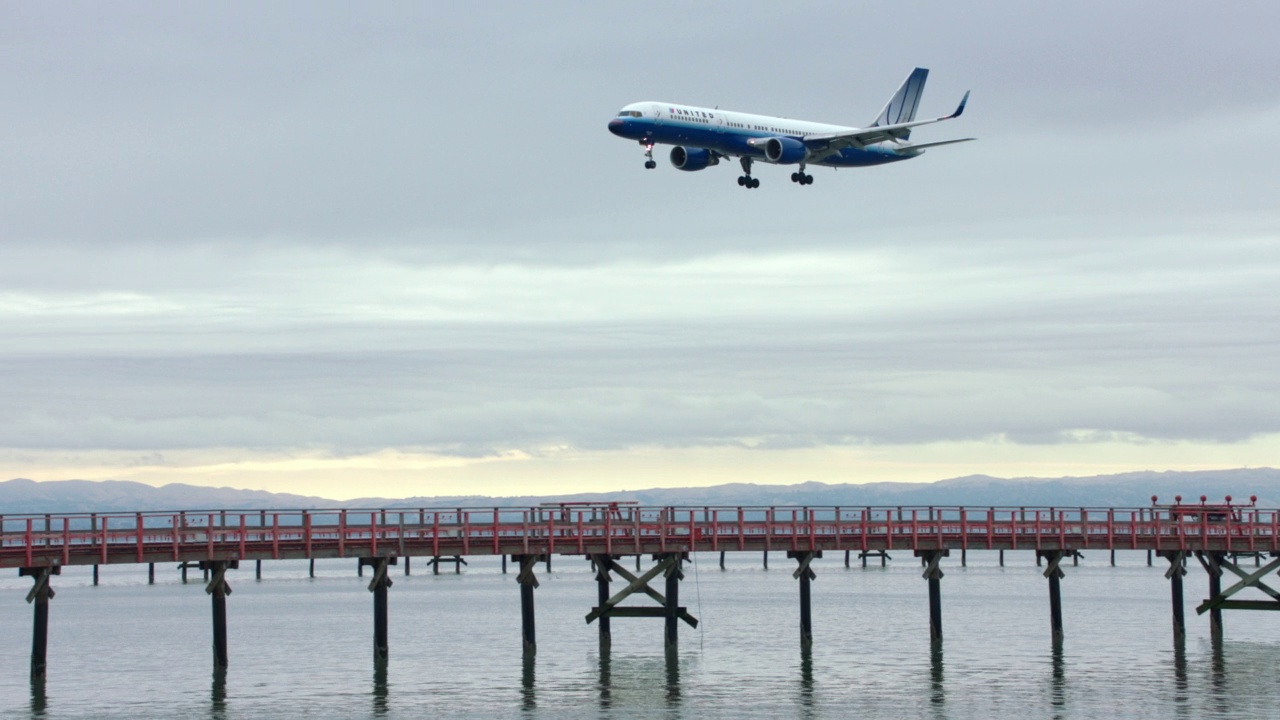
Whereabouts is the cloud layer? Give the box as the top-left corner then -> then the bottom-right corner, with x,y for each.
2,2 -> 1279,487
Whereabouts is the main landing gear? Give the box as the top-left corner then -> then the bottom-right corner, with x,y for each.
642,141 -> 656,170
737,157 -> 759,189
791,164 -> 814,185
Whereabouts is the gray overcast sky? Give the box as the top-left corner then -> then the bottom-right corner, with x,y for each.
2,2 -> 1279,498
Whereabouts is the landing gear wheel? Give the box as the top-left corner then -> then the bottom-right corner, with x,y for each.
791,172 -> 800,183
801,174 -> 813,185
645,160 -> 656,170
738,157 -> 758,189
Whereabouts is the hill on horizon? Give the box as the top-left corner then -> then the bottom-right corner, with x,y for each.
2,468 -> 1279,514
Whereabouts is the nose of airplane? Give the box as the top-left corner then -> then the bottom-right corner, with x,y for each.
608,118 -> 625,136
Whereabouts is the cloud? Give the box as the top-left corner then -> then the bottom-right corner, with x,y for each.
1,3 -> 1278,487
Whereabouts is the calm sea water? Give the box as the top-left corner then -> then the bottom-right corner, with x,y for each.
2,551 -> 1279,719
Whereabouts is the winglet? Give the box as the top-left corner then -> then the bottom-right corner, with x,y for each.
946,91 -> 970,120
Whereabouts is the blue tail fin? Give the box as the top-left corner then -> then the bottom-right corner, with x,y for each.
871,67 -> 929,138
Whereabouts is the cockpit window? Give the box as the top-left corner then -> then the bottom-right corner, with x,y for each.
616,110 -> 642,118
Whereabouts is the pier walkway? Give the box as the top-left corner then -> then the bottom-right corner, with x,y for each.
6,499 -> 1280,681
4,500 -> 1278,569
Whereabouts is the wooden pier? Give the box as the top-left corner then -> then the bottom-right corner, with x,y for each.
5,496 -> 1279,679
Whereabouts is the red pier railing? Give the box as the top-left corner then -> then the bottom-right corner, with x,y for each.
3,503 -> 1278,570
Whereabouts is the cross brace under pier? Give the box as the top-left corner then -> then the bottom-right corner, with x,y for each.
585,554 -> 697,649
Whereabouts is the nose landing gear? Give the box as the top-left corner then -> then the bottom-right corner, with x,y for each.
737,157 -> 759,189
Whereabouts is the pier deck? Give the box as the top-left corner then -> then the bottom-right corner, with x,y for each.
3,502 -> 1276,569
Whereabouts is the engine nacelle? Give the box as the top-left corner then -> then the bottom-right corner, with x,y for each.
764,137 -> 807,165
669,146 -> 718,171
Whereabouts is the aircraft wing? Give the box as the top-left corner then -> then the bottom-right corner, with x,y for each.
803,91 -> 970,151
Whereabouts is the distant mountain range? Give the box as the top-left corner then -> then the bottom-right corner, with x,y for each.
3,468 -> 1279,514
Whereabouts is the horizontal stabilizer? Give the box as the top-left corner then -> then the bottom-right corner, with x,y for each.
898,138 -> 976,152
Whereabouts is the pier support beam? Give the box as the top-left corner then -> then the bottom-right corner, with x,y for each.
200,560 -> 236,670
1161,551 -> 1188,642
916,550 -> 947,642
665,555 -> 683,649
590,555 -> 612,651
360,557 -> 395,664
585,554 -> 696,650
21,567 -> 59,682
514,555 -> 541,656
789,551 -> 820,649
1194,552 -> 1280,637
1038,550 -> 1066,643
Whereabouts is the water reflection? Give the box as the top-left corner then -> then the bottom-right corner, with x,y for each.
1210,636 -> 1228,717
597,650 -> 612,710
210,668 -> 227,720
1171,639 -> 1189,720
799,647 -> 815,706
30,678 -> 47,718
1049,642 -> 1066,717
521,653 -> 536,711
665,646 -> 681,707
372,661 -> 389,716
929,639 -> 944,708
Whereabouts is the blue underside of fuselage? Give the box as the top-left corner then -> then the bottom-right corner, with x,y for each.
608,118 -> 906,168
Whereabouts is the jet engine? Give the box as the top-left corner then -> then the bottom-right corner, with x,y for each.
669,146 -> 718,171
763,137 -> 808,165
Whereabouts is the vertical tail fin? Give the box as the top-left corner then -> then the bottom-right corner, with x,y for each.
871,67 -> 929,139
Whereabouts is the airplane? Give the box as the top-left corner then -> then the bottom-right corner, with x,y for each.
607,67 -> 972,189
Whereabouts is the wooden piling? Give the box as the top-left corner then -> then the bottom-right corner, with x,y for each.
1049,572 -> 1064,643
665,557 -> 681,649
763,551 -> 768,570
309,559 -> 315,578
790,551 -> 818,649
93,564 -> 99,586
358,557 -> 395,663
148,563 -> 155,585
371,560 -> 390,663
404,556 -> 410,576
1208,553 -> 1224,640
999,549 -> 1004,567
799,570 -> 813,648
255,560 -> 261,580
844,550 -> 850,568
1163,552 -> 1187,642
595,556 -> 611,651
918,550 -> 946,642
719,551 -> 725,570
203,561 -> 231,670
21,567 -> 58,682
516,555 -> 539,656
1040,551 -> 1065,643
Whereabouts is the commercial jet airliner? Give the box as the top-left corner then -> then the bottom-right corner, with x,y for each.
607,67 -> 972,188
